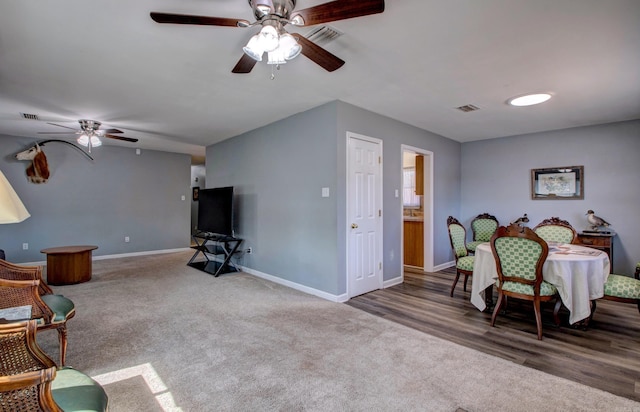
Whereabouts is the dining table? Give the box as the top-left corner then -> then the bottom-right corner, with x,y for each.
470,242 -> 611,325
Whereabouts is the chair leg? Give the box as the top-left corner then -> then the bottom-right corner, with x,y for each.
533,298 -> 543,340
57,325 -> 68,366
463,274 -> 470,292
450,271 -> 461,297
491,292 -> 505,327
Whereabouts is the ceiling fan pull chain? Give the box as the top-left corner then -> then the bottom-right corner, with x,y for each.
271,64 -> 276,80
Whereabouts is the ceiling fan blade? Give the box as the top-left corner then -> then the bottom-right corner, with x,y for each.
290,0 -> 384,26
104,134 -> 138,143
101,128 -> 123,134
46,122 -> 78,131
232,54 -> 259,74
150,12 -> 249,27
296,36 -> 345,72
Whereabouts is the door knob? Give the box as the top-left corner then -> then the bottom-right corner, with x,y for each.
351,223 -> 358,229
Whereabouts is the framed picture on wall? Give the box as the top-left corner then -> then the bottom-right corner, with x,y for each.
192,187 -> 199,201
531,166 -> 584,200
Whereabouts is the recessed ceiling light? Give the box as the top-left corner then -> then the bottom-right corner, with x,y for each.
508,93 -> 552,107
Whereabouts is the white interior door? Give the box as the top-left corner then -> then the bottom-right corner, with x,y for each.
347,132 -> 383,298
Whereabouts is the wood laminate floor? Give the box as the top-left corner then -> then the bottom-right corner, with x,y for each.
347,267 -> 640,402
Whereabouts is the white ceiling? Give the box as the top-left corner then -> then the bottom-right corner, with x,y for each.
1,0 -> 639,164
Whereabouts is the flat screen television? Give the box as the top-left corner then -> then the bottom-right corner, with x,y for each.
197,186 -> 235,237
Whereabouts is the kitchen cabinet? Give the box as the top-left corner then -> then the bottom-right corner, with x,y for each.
415,155 -> 424,195
404,220 -> 424,267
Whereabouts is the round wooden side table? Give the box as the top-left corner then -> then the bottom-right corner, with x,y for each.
40,245 -> 98,285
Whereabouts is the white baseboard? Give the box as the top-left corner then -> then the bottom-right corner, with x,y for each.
434,260 -> 455,272
239,265 -> 349,302
383,276 -> 403,288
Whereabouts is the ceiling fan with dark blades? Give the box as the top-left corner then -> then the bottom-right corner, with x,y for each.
150,0 -> 384,74
38,120 -> 138,152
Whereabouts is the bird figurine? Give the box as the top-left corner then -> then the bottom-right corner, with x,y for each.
586,210 -> 611,231
511,213 -> 529,227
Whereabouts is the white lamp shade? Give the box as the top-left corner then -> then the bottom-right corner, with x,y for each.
279,33 -> 302,60
267,49 -> 287,65
259,25 -> 279,52
77,134 -> 89,146
90,136 -> 102,147
243,34 -> 264,61
0,170 -> 30,224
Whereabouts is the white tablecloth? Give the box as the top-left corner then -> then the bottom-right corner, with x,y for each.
470,242 -> 610,324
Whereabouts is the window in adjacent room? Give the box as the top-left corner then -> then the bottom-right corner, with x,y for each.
403,168 -> 421,208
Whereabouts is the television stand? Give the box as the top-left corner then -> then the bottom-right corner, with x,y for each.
188,233 -> 243,277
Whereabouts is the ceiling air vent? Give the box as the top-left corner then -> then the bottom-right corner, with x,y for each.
20,113 -> 40,120
455,104 -> 479,113
305,25 -> 343,45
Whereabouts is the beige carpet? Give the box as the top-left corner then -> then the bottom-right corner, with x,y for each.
36,251 -> 640,411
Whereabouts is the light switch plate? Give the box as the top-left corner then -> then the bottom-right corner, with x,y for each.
322,187 -> 330,197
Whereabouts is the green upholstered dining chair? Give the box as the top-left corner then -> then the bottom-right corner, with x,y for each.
447,216 -> 475,297
592,266 -> 640,317
533,217 -> 578,244
490,223 -> 561,340
466,213 -> 499,253
0,320 -> 108,412
0,272 -> 75,367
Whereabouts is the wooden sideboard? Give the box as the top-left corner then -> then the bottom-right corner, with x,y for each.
575,232 -> 615,270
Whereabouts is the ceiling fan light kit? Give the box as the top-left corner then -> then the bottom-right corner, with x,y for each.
76,134 -> 102,149
242,23 -> 301,64
150,0 -> 385,76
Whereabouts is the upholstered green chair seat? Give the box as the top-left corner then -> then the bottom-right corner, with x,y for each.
466,240 -> 484,253
500,280 -> 558,296
456,256 -> 475,271
604,274 -> 640,299
41,294 -> 75,323
52,367 -> 108,412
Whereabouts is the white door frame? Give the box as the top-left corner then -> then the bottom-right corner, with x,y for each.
401,145 -> 434,273
346,132 -> 383,298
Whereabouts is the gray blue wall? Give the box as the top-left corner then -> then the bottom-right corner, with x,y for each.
4,105 -> 633,298
206,101 -> 462,296
0,135 -> 192,262
461,120 -> 640,274
206,102 -> 340,293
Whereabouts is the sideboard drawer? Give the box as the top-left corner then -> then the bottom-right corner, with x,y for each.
576,236 -> 610,247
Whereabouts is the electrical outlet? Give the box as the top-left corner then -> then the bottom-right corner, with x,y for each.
124,236 -> 130,243
246,247 -> 252,254
22,243 -> 28,250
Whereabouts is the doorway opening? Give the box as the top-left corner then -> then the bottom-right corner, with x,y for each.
401,146 -> 433,275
